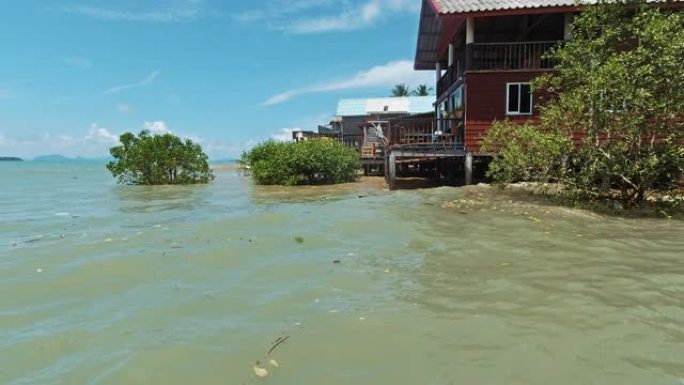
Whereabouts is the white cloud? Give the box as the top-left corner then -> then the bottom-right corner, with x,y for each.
143,121 -> 171,135
0,121 -> 253,160
85,124 -> 120,144
0,125 -> 119,158
263,60 -> 433,106
62,0 -> 204,23
236,0 -> 337,23
61,56 -> 93,69
240,0 -> 418,33
271,128 -> 298,142
105,71 -> 159,94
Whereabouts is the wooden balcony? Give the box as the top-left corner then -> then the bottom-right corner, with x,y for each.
468,40 -> 560,72
437,63 -> 464,98
437,41 -> 561,99
388,117 -> 465,153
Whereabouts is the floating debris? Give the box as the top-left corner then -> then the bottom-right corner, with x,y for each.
36,268 -> 43,273
269,359 -> 279,368
253,362 -> 268,378
294,236 -> 305,244
268,336 -> 290,355
333,259 -> 341,264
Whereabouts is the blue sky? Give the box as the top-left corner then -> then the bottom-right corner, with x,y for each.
0,0 -> 433,159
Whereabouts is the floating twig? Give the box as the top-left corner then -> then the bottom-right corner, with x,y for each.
267,335 -> 290,355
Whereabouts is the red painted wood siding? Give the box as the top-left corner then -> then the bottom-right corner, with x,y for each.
464,70 -> 549,152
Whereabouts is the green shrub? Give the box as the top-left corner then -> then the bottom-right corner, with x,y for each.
482,121 -> 571,184
107,130 -> 214,185
240,139 -> 360,185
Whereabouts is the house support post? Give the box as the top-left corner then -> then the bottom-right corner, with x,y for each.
465,17 -> 475,70
388,152 -> 397,191
448,44 -> 455,67
436,62 -> 442,83
465,152 -> 473,186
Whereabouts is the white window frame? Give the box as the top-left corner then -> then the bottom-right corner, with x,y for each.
506,82 -> 533,116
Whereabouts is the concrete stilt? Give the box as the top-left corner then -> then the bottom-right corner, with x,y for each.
465,153 -> 473,186
388,153 -> 397,190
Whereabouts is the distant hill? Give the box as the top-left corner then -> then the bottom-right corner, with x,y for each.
0,157 -> 22,161
33,154 -> 72,162
211,158 -> 239,164
32,154 -> 113,163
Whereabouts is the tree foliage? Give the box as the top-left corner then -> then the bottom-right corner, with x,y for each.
483,0 -> 684,208
482,121 -> 572,183
240,139 -> 360,186
106,130 -> 214,185
391,84 -> 411,97
412,84 -> 433,96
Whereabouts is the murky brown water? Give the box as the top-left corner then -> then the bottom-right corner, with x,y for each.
1,162 -> 683,385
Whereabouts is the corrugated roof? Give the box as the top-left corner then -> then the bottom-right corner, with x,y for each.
431,0 -> 679,14
336,96 -> 435,117
432,0 -> 575,14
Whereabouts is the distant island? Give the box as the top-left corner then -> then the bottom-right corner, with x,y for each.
0,157 -> 23,162
32,154 -> 113,162
211,158 -> 239,164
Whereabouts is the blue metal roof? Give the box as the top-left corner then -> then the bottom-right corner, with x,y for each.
335,96 -> 435,117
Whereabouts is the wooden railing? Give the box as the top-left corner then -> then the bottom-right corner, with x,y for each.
437,64 -> 463,97
468,41 -> 560,71
388,118 -> 465,152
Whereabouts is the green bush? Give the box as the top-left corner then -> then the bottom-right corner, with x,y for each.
240,139 -> 360,185
107,130 -> 214,185
482,121 -> 572,184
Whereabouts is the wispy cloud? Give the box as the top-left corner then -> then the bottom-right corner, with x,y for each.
62,0 -> 205,23
238,0 -> 418,33
0,121 -> 250,160
0,124 -> 119,158
263,60 -> 433,106
105,71 -> 160,94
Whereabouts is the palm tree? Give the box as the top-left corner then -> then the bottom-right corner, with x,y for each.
390,84 -> 411,97
411,84 -> 433,96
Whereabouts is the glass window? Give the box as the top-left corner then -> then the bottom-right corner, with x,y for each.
506,83 -> 533,115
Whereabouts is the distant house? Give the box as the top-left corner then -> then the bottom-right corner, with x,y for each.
320,96 -> 435,149
291,130 -> 326,142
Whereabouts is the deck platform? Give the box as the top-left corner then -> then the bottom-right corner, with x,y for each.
385,145 -> 490,190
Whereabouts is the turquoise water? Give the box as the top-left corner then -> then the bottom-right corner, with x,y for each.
1,162 -> 683,385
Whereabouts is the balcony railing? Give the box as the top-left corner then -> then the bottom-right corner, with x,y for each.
468,40 -> 560,72
437,64 -> 463,97
388,118 -> 465,152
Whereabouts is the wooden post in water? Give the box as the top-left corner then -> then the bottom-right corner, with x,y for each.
465,153 -> 473,186
384,155 -> 389,183
388,152 -> 397,191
